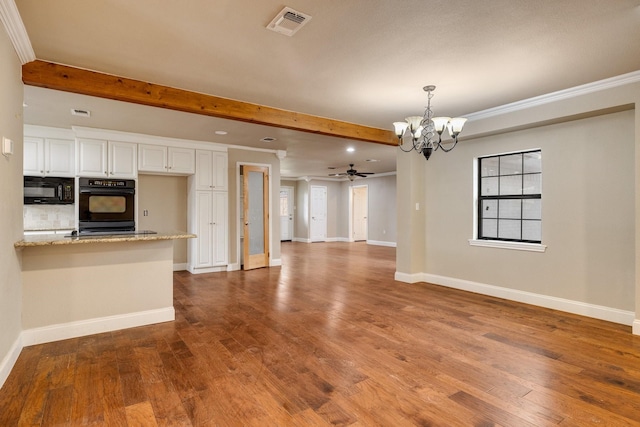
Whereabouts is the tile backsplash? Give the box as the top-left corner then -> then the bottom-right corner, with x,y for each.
24,205 -> 76,231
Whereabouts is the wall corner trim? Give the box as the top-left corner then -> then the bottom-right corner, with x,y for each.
464,70 -> 640,121
0,333 -> 23,389
633,319 -> 640,336
0,0 -> 35,64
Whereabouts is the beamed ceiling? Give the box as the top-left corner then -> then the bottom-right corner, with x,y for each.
14,0 -> 640,178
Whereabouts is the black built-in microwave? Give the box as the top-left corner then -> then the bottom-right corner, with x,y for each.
24,176 -> 74,205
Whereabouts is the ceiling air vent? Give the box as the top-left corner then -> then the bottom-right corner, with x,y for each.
266,7 -> 311,37
71,108 -> 91,117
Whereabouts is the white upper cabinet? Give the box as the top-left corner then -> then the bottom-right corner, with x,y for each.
77,138 -> 108,177
139,144 -> 195,175
195,150 -> 227,191
24,136 -> 75,177
109,141 -> 137,178
169,147 -> 196,174
138,144 -> 167,173
77,139 -> 137,178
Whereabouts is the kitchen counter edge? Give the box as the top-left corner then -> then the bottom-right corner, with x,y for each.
15,232 -> 196,248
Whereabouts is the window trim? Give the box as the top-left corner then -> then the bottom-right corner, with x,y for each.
472,149 -> 545,251
468,238 -> 546,252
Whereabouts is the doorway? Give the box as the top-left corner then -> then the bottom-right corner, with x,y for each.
242,165 -> 269,270
351,185 -> 368,242
280,186 -> 294,241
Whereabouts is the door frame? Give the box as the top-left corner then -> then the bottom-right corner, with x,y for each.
349,184 -> 369,242
235,161 -> 273,269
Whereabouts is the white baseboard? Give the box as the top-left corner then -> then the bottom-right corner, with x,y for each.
187,265 -> 228,274
21,307 -> 175,347
293,238 -> 311,243
367,240 -> 397,247
395,271 -> 635,327
0,334 -> 23,390
270,258 -> 282,267
633,319 -> 640,335
394,271 -> 424,284
173,263 -> 188,271
227,263 -> 241,271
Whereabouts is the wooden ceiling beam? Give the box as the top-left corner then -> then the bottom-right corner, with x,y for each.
22,60 -> 398,146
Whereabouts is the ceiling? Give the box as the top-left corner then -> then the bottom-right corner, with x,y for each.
15,0 -> 640,179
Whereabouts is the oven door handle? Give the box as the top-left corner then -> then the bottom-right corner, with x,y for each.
79,189 -> 135,195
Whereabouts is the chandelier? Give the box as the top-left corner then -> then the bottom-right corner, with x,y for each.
393,85 -> 467,160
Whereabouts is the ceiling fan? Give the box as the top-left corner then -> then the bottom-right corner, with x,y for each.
329,164 -> 374,181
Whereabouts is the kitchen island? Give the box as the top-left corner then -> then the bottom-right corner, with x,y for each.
15,231 -> 195,346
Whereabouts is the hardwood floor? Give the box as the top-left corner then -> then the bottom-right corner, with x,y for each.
2,241 -> 640,426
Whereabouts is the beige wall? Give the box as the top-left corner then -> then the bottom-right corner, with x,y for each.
340,174 -> 397,244
295,180 -> 309,240
287,175 -> 397,243
21,241 -> 173,330
137,174 -> 188,265
227,148 -> 281,265
0,24 -> 24,380
425,111 -> 634,309
396,80 -> 640,325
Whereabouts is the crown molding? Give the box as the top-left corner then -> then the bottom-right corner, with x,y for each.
464,70 -> 640,121
0,0 -> 35,64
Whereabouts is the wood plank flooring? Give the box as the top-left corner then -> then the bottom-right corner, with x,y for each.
2,242 -> 640,426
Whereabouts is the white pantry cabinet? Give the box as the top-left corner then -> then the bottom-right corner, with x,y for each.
190,191 -> 228,269
77,139 -> 137,178
23,136 -> 75,177
138,144 -> 195,175
194,150 -> 228,191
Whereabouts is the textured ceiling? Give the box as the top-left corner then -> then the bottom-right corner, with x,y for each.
16,0 -> 640,178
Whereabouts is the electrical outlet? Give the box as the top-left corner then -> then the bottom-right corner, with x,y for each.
143,209 -> 149,217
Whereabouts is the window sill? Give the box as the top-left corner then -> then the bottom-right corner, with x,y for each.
468,239 -> 547,252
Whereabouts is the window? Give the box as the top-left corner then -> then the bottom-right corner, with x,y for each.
478,150 -> 541,243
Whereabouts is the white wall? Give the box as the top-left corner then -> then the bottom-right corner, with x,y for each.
396,78 -> 640,329
0,23 -> 24,386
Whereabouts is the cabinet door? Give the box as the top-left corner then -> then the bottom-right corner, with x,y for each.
212,191 -> 228,265
109,141 -> 137,178
77,138 -> 108,177
195,191 -> 214,268
168,147 -> 195,174
194,150 -> 214,190
138,144 -> 167,173
212,152 -> 228,191
45,138 -> 75,177
24,136 -> 44,176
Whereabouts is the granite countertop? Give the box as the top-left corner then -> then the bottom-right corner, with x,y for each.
15,231 -> 196,248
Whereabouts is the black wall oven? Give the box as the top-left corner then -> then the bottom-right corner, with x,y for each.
78,178 -> 135,233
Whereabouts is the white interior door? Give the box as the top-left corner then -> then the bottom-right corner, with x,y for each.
280,186 -> 293,241
310,185 -> 327,242
352,185 -> 368,241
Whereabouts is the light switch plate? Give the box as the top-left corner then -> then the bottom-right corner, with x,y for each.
2,137 -> 13,156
